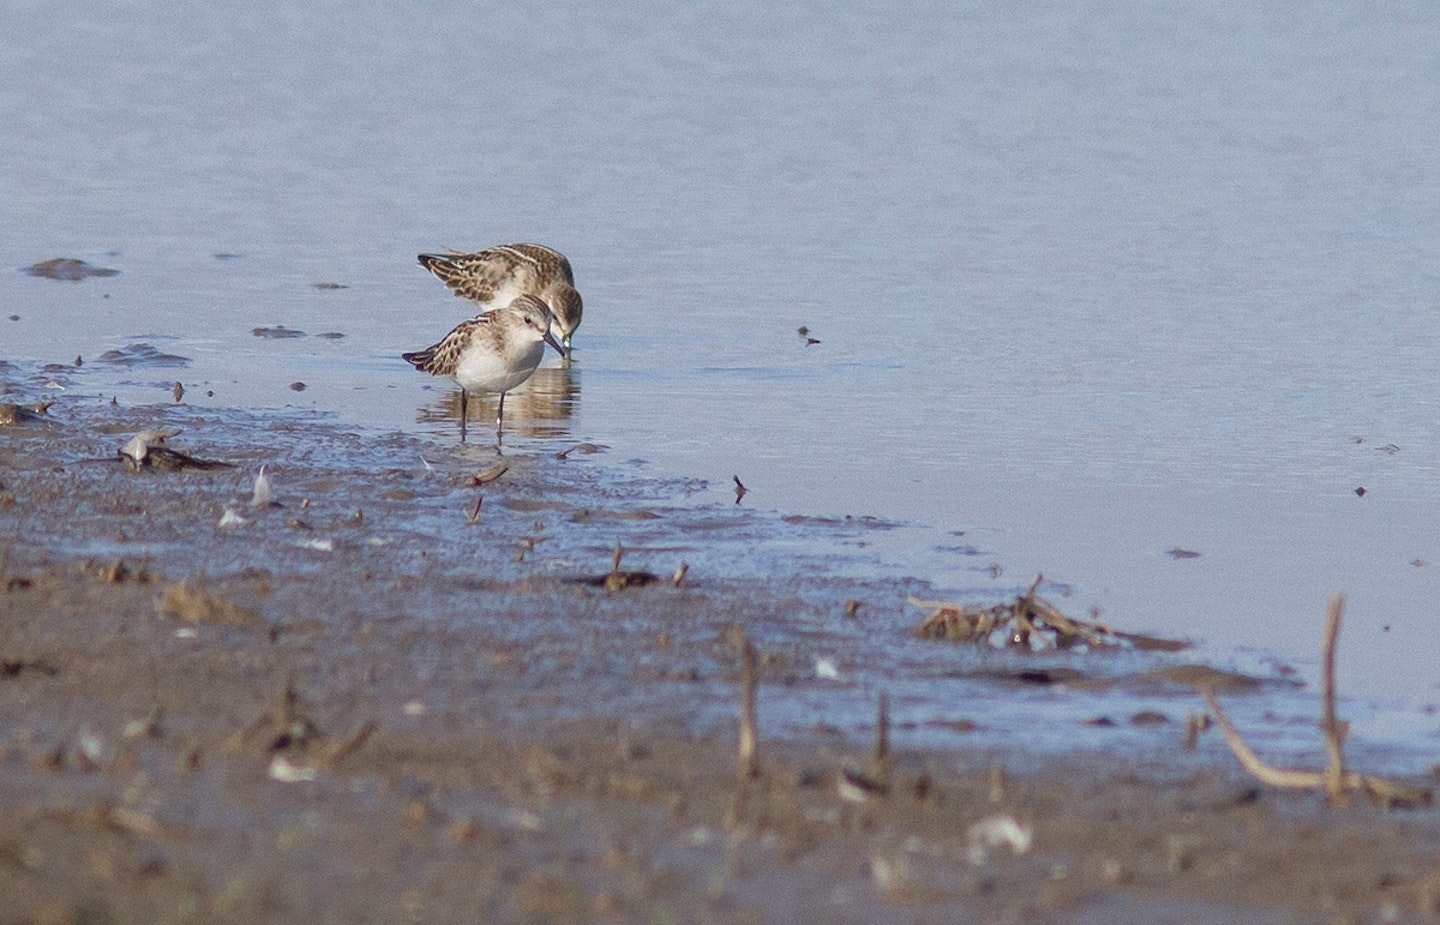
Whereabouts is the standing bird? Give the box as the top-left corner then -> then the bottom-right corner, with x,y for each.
402,295 -> 563,442
418,243 -> 583,356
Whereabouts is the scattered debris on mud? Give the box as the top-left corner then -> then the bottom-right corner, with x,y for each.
3,388 -> 1438,923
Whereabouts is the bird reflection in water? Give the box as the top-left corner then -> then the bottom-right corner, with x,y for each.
416,363 -> 577,441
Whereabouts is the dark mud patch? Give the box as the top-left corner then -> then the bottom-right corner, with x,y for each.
95,343 -> 191,368
22,257 -> 120,281
252,325 -> 307,339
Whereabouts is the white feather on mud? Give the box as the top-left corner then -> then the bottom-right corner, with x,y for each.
251,466 -> 274,507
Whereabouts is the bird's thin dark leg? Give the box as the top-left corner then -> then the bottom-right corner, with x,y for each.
459,389 -> 468,443
495,391 -> 507,445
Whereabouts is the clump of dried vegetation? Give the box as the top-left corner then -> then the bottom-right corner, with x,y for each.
909,575 -> 1188,652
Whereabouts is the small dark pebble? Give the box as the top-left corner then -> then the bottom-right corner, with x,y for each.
312,282 -> 348,289
1008,668 -> 1086,686
289,382 -> 307,392
1355,486 -> 1366,497
1081,716 -> 1118,727
1165,548 -> 1201,559
1129,711 -> 1169,726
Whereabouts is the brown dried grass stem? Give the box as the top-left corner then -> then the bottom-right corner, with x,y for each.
1319,594 -> 1347,803
869,691 -> 890,776
735,631 -> 759,780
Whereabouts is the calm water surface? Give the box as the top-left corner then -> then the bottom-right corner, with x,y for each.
6,2 -> 1440,750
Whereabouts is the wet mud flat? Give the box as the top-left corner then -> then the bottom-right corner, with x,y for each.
3,388 -> 1440,923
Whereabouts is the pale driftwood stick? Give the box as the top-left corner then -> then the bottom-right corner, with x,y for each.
1199,593 -> 1431,809
1198,686 -> 1327,789
736,632 -> 759,780
1319,593 -> 1348,805
1202,680 -> 1431,808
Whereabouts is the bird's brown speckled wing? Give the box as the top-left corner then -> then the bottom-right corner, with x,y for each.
401,314 -> 492,377
503,243 -> 574,285
417,243 -> 573,303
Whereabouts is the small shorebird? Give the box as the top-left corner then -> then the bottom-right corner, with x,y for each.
418,243 -> 583,355
402,294 -> 563,442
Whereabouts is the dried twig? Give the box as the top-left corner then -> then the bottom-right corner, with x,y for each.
466,463 -> 509,486
733,629 -> 759,780
320,720 -> 377,767
1197,688 -> 1325,790
869,690 -> 890,777
1319,595 -> 1347,804
1198,593 -> 1430,809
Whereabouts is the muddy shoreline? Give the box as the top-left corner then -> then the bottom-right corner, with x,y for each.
3,386 -> 1440,923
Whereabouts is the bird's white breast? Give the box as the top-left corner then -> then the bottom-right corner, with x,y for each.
453,337 -> 544,394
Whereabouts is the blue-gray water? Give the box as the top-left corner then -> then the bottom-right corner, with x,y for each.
6,2 -> 1440,757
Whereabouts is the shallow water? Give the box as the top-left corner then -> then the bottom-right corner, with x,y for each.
5,2 -> 1440,755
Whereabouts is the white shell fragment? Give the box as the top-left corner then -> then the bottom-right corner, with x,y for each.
268,755 -> 318,783
966,814 -> 1033,864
